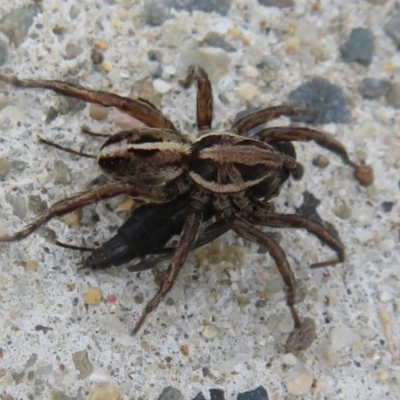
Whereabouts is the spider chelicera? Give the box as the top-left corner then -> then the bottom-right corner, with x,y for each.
0,66 -> 370,339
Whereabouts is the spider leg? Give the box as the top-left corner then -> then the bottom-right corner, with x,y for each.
231,105 -> 310,135
0,74 -> 176,131
38,136 -> 96,159
81,127 -> 112,138
255,126 -> 359,169
229,216 -> 301,327
0,182 -> 170,243
180,66 -> 213,132
131,210 -> 203,334
251,211 -> 345,268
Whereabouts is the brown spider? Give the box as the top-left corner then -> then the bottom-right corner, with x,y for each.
0,67 -> 368,337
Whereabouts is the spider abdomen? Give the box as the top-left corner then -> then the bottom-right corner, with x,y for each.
98,128 -> 191,185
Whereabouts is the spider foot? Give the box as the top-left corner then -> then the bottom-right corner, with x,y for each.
310,258 -> 341,269
285,317 -> 317,353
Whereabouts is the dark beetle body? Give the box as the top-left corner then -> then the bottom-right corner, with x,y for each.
84,141 -> 299,271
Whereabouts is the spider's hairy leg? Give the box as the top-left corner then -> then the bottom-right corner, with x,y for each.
252,212 -> 345,267
231,105 -> 311,135
180,66 -> 213,132
38,136 -> 96,159
0,74 -> 176,130
131,210 -> 203,334
230,216 -> 301,328
0,182 -> 169,243
256,126 -> 360,169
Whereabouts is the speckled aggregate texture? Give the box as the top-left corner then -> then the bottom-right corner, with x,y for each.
0,1 -> 399,399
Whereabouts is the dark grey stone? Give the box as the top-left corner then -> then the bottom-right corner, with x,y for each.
209,389 -> 225,400
359,77 -> 391,99
288,77 -> 351,124
0,5 -> 38,47
296,191 -> 339,238
237,385 -> 269,400
193,393 -> 207,400
381,201 -> 394,212
166,0 -> 232,16
257,0 -> 294,7
158,387 -> 184,400
255,299 -> 267,308
202,32 -> 236,52
384,12 -> 400,48
340,27 -> 374,67
144,1 -> 171,26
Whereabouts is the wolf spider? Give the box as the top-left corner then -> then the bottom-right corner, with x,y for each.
0,66 -> 366,336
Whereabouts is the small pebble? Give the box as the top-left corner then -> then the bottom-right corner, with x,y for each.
255,299 -> 267,308
202,32 -> 236,53
341,28 -> 374,66
143,1 -> 171,26
51,390 -> 73,400
59,208 -> 82,228
282,353 -> 297,366
91,48 -> 103,65
167,0 -> 232,15
381,201 -> 394,212
153,78 -> 172,94
161,19 -> 189,47
354,165 -> 374,186
53,160 -> 72,184
102,61 -> 113,72
119,198 -> 135,212
157,386 -> 184,400
289,77 -> 350,124
238,83 -> 258,101
296,20 -> 319,45
379,291 -> 392,303
330,326 -> 360,351
25,260 -> 38,271
385,82 -> 400,108
258,0 -> 294,7
278,318 -> 295,334
377,369 -> 389,382
28,195 -> 47,214
333,200 -> 352,220
72,350 -> 93,380
312,154 -> 329,168
237,386 -> 269,400
242,65 -> 259,78
0,5 -> 38,47
384,12 -> 400,48
286,370 -> 313,395
0,39 -> 8,66
179,49 -> 231,83
181,345 -> 189,356
323,346 -> 340,367
64,43 -> 84,60
285,36 -> 301,53
87,385 -> 120,400
312,379 -> 329,395
202,323 -> 219,340
85,288 -> 102,305
89,104 -> 109,121
0,157 -> 11,177
359,78 -> 391,99
5,192 -> 27,220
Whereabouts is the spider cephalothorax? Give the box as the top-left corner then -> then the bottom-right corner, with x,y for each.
0,67 -> 370,346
